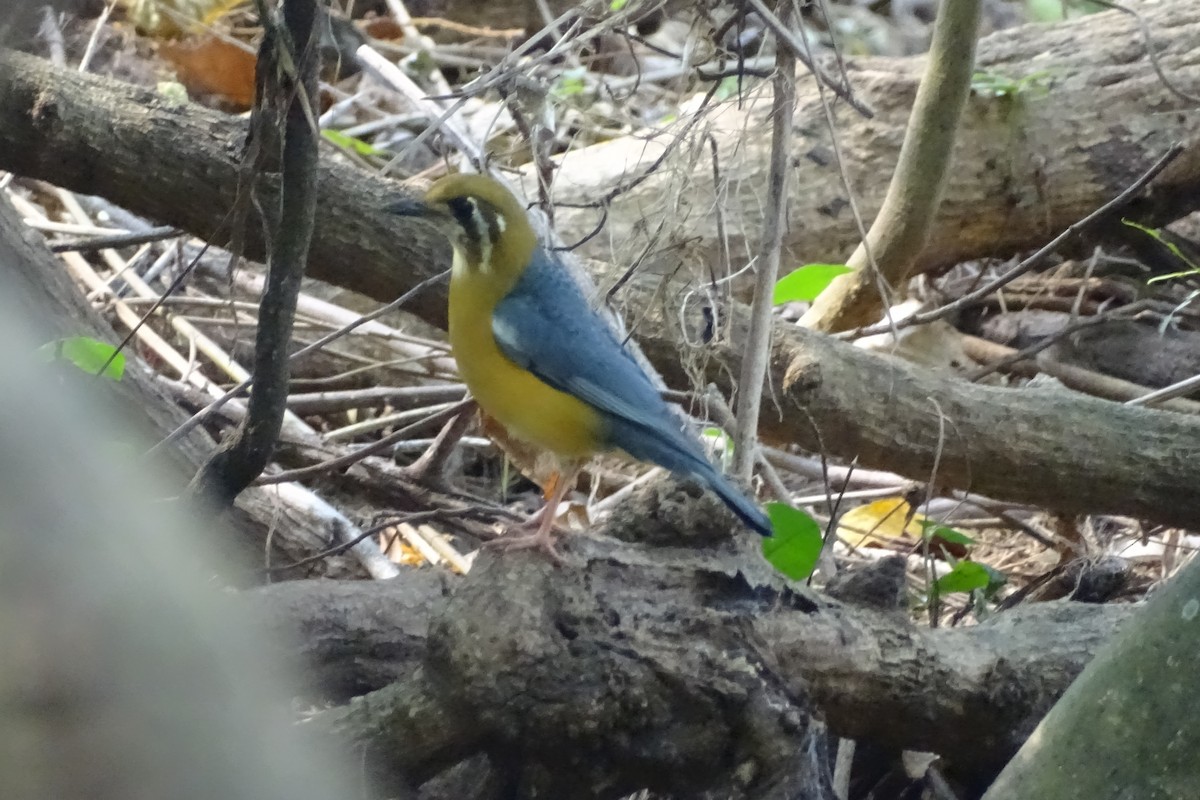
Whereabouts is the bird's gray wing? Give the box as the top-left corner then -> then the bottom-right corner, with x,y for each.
491,248 -> 671,433
492,249 -> 773,536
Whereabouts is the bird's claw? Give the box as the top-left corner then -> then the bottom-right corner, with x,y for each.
482,526 -> 566,565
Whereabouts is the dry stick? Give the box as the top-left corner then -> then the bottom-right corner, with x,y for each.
39,5 -> 66,66
801,0 -> 983,333
30,210 -> 388,578
733,1 -> 795,480
409,524 -> 472,574
704,387 -> 790,502
255,399 -> 472,484
743,0 -> 871,117
1036,351 -> 1200,415
833,739 -> 855,800
381,0 -> 453,97
189,0 -> 321,510
783,2 -> 891,338
403,405 -> 476,485
1126,371 -> 1200,408
847,143 -> 1186,341
407,17 -> 524,39
375,7 -> 584,175
267,484 -> 401,579
54,242 -> 240,404
262,514 -> 442,575
324,401 -> 461,442
358,42 -> 555,240
47,190 -> 307,438
76,0 -> 112,74
286,384 -> 465,415
355,44 -> 482,168
232,269 -> 457,374
19,217 -> 117,235
50,225 -> 180,253
147,269 -> 450,458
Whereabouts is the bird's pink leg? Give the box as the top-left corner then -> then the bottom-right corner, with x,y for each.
484,468 -> 578,563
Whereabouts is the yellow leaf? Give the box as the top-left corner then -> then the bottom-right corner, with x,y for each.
837,498 -> 925,549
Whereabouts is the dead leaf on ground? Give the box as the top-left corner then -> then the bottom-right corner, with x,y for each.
838,498 -> 969,558
161,34 -> 256,110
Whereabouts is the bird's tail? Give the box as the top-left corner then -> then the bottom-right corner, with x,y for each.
607,418 -> 773,536
693,463 -> 773,537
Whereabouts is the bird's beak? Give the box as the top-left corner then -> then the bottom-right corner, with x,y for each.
385,195 -> 436,218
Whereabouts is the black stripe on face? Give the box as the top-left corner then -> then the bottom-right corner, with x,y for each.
485,208 -> 503,247
447,196 -> 478,228
447,196 -> 499,272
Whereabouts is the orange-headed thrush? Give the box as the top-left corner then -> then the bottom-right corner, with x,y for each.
389,174 -> 772,551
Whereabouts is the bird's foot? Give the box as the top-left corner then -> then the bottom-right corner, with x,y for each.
482,515 -> 566,565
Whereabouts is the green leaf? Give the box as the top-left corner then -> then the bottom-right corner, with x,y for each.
700,426 -> 733,469
934,561 -> 991,594
773,264 -> 852,304
701,426 -> 731,448
1025,0 -> 1105,21
971,70 -> 1017,97
321,129 -> 387,158
38,337 -> 126,380
715,75 -> 741,102
971,69 -> 1051,99
609,0 -> 629,9
156,81 -> 189,107
762,503 -> 822,580
1122,219 -> 1200,283
552,68 -> 588,98
980,563 -> 1008,593
921,521 -> 975,546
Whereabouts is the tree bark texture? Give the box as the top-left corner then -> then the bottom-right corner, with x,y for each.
1,3 -> 1199,527
246,504 -> 1131,793
983,551 -> 1200,800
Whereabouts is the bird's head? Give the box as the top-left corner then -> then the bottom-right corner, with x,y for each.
388,174 -> 537,286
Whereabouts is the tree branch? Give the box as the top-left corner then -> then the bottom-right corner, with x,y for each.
800,0 -> 983,331
733,1 -> 796,478
245,517 -> 1130,788
190,0 -> 322,508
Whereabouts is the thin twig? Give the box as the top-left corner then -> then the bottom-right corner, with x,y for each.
743,0 -> 871,117
1126,371 -> 1200,408
355,43 -> 481,166
255,399 -> 472,484
788,2 -> 893,337
381,0 -> 453,96
324,401 -> 461,442
77,0 -> 113,74
964,302 -> 1152,381
733,1 -> 795,479
1088,0 -> 1200,105
147,269 -> 449,458
50,225 -> 181,253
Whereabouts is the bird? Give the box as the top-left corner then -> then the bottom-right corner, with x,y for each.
389,173 -> 772,554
